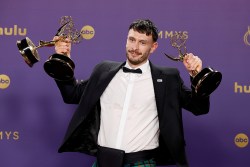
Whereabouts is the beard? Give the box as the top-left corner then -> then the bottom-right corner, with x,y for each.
126,49 -> 150,66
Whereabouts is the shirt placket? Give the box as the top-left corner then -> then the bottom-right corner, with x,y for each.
115,74 -> 135,149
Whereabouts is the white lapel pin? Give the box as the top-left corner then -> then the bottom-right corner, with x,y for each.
157,79 -> 163,82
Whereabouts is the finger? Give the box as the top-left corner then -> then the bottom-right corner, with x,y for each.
53,36 -> 60,41
61,37 -> 71,43
55,45 -> 66,53
190,57 -> 202,72
183,53 -> 193,64
185,54 -> 201,71
183,53 -> 193,68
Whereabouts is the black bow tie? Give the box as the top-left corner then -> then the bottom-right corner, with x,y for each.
122,66 -> 142,74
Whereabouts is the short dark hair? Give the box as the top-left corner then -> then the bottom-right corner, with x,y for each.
129,19 -> 159,42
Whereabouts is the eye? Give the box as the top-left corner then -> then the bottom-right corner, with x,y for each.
129,38 -> 135,42
140,41 -> 147,45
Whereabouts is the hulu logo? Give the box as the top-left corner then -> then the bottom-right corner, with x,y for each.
0,25 -> 27,36
234,82 -> 250,93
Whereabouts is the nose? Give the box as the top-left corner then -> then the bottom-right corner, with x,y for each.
131,41 -> 139,51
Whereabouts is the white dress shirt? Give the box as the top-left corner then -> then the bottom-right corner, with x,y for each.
98,60 -> 159,153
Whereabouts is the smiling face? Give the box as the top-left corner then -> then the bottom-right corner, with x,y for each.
126,29 -> 158,68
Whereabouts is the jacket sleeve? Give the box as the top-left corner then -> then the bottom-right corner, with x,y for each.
180,75 -> 210,116
54,61 -> 107,104
55,78 -> 88,104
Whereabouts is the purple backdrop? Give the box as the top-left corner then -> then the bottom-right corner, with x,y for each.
0,0 -> 249,167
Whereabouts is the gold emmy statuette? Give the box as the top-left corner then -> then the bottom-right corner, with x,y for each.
164,32 -> 222,97
17,16 -> 83,81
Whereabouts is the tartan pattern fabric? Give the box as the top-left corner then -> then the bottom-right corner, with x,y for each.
92,159 -> 156,167
125,159 -> 156,167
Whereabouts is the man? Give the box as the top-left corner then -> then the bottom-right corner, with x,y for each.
53,19 -> 210,167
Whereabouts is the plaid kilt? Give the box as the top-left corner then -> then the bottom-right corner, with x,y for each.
92,158 -> 156,167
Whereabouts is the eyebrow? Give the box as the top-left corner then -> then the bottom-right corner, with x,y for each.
128,36 -> 148,42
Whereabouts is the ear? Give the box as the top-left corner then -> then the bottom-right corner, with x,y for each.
150,42 -> 158,54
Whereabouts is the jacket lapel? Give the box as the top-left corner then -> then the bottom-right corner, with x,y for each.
61,61 -> 125,146
80,61 -> 125,116
94,61 -> 125,99
150,62 -> 167,113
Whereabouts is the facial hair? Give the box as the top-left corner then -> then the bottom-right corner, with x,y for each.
126,49 -> 150,66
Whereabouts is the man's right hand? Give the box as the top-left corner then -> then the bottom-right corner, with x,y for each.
53,36 -> 72,57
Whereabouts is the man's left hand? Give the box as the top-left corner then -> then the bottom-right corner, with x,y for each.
183,53 -> 202,77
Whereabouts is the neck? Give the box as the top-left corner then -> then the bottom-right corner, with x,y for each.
127,60 -> 148,69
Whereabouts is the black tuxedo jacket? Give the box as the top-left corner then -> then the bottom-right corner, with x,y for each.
55,60 -> 210,167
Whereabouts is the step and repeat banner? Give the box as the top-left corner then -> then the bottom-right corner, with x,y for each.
1,0 -> 249,167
